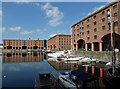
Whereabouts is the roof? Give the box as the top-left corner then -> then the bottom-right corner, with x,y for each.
48,34 -> 71,41
72,1 -> 118,27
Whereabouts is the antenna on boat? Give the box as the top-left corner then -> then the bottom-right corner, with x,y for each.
110,5 -> 116,76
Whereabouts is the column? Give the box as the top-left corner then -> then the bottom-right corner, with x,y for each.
92,42 -> 94,51
99,41 -> 103,52
52,45 -> 54,50
85,43 -> 88,51
76,43 -> 78,51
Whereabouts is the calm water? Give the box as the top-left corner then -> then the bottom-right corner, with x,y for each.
1,52 -> 106,88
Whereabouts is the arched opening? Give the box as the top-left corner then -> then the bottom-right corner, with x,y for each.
101,33 -> 120,51
94,42 -> 99,51
22,46 -> 27,49
7,53 -> 12,57
77,39 -> 85,50
7,46 -> 12,49
33,46 -> 38,49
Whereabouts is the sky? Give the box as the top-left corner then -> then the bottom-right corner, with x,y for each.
1,1 -> 111,43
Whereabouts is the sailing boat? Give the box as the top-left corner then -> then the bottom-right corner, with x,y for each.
104,4 -> 120,87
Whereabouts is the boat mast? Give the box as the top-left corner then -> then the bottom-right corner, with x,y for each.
110,5 -> 116,75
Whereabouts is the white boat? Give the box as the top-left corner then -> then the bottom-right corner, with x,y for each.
58,72 -> 77,89
47,51 -> 65,58
80,57 -> 96,63
57,57 -> 83,63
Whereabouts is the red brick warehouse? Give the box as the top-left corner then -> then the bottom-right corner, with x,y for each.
47,34 -> 71,50
3,39 -> 47,50
72,1 -> 120,52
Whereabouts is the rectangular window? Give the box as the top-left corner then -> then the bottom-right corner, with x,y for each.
94,15 -> 96,19
82,27 -> 84,30
87,37 -> 90,40
102,18 -> 105,22
82,32 -> 84,35
114,13 -> 117,17
94,35 -> 97,39
87,31 -> 90,34
102,26 -> 105,30
114,21 -> 118,26
94,28 -> 97,32
113,5 -> 117,10
77,24 -> 79,27
87,19 -> 89,23
108,23 -> 111,30
102,11 -> 105,15
77,29 -> 79,32
94,22 -> 96,25
107,9 -> 110,15
77,34 -> 79,37
87,25 -> 89,28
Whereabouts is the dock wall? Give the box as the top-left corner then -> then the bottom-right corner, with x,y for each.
71,51 -> 120,62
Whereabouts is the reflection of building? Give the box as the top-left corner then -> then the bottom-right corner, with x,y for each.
72,1 -> 120,52
47,34 -> 71,50
3,39 -> 47,50
2,52 -> 45,63
47,61 -> 74,70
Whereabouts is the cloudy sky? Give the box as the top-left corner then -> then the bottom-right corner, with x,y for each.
1,1 -> 112,43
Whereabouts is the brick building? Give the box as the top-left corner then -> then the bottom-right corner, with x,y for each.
72,1 -> 120,52
3,39 -> 47,50
47,34 -> 71,50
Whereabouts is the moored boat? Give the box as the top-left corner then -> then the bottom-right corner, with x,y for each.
58,70 -> 99,89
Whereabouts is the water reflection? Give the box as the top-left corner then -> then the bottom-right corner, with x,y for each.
2,52 -> 57,88
2,52 -> 45,63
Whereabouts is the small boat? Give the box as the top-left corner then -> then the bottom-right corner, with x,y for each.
57,57 -> 83,63
104,62 -> 120,87
34,72 -> 56,89
58,70 -> 99,89
47,51 -> 65,58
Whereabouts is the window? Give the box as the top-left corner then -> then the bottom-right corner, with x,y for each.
82,27 -> 84,30
88,37 -> 90,40
77,24 -> 79,27
102,18 -> 105,22
108,15 -> 111,22
87,31 -> 90,34
102,26 -> 105,30
94,28 -> 97,32
107,9 -> 110,15
114,21 -> 118,26
80,24 -> 81,27
94,35 -> 97,39
113,5 -> 117,10
82,22 -> 84,24
87,19 -> 89,23
94,15 -> 96,19
108,23 -> 111,30
74,40 -> 75,42
102,11 -> 105,15
94,22 -> 96,25
114,13 -> 117,17
82,32 -> 84,35
77,29 -> 79,32
77,34 -> 79,37
87,25 -> 89,28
